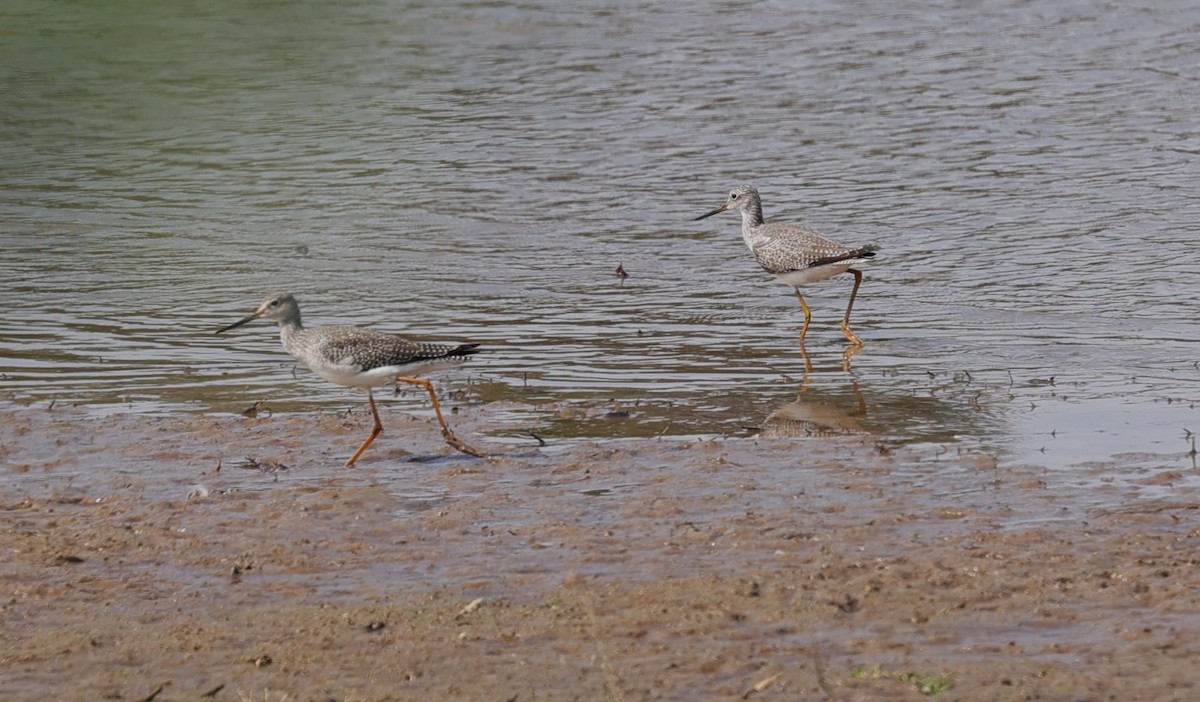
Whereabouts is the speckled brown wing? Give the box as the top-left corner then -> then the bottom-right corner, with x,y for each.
751,223 -> 875,274
315,326 -> 478,372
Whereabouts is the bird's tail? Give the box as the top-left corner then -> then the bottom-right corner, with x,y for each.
446,343 -> 482,358
410,342 -> 481,363
807,244 -> 879,268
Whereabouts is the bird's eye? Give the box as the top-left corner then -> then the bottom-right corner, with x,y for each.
730,192 -> 739,200
270,300 -> 280,307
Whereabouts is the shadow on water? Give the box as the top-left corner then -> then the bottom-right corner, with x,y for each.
759,347 -> 1004,448
759,375 -> 996,445
478,344 -> 1007,453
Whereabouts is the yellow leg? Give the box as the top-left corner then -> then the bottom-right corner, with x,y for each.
839,268 -> 866,346
395,376 -> 488,459
794,288 -> 812,346
345,388 -> 384,467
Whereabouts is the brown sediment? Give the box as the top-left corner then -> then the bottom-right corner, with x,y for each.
1,404 -> 1198,701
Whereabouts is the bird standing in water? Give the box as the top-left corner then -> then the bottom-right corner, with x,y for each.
216,292 -> 484,465
695,185 -> 878,346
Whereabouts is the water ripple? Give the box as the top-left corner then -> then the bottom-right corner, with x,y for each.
2,0 -> 1198,469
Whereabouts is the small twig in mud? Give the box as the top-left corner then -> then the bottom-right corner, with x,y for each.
136,682 -> 169,702
239,456 -> 289,477
656,422 -> 672,439
241,401 -> 270,418
528,431 -> 547,447
201,683 -> 225,698
456,597 -> 484,619
743,672 -> 782,699
48,399 -> 56,411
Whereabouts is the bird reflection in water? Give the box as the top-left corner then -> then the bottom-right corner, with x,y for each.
759,353 -> 870,439
759,388 -> 869,438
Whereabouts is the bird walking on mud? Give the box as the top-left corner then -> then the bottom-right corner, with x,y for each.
695,185 -> 878,346
216,292 -> 485,465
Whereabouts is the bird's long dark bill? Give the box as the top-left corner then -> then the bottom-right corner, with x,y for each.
694,204 -> 729,221
215,312 -> 262,335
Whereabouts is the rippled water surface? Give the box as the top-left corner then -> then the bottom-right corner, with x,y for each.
2,0 -> 1198,470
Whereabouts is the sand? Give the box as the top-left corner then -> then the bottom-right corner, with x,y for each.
2,403 -> 1198,701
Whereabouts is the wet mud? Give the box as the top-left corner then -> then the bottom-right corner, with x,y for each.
2,403 -> 1198,701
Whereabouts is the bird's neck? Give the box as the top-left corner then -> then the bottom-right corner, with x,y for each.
740,203 -> 766,245
743,200 -> 765,227
278,319 -> 305,357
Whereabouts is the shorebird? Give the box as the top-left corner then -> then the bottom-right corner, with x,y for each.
695,185 -> 878,345
215,292 -> 485,465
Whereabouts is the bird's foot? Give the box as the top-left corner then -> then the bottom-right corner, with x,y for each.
840,321 -> 865,347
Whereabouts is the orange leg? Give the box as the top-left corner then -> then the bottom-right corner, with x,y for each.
794,288 -> 812,346
395,376 -> 488,459
839,268 -> 866,346
345,388 -> 384,467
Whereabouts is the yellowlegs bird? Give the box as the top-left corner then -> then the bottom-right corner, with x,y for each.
695,185 -> 878,346
215,292 -> 485,465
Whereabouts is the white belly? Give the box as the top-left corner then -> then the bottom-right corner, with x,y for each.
309,359 -> 465,389
313,364 -> 399,389
772,262 -> 853,287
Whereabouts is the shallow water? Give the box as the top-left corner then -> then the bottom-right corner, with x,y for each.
2,0 -> 1198,472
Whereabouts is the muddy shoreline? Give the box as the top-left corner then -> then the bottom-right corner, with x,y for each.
2,403 -> 1198,701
